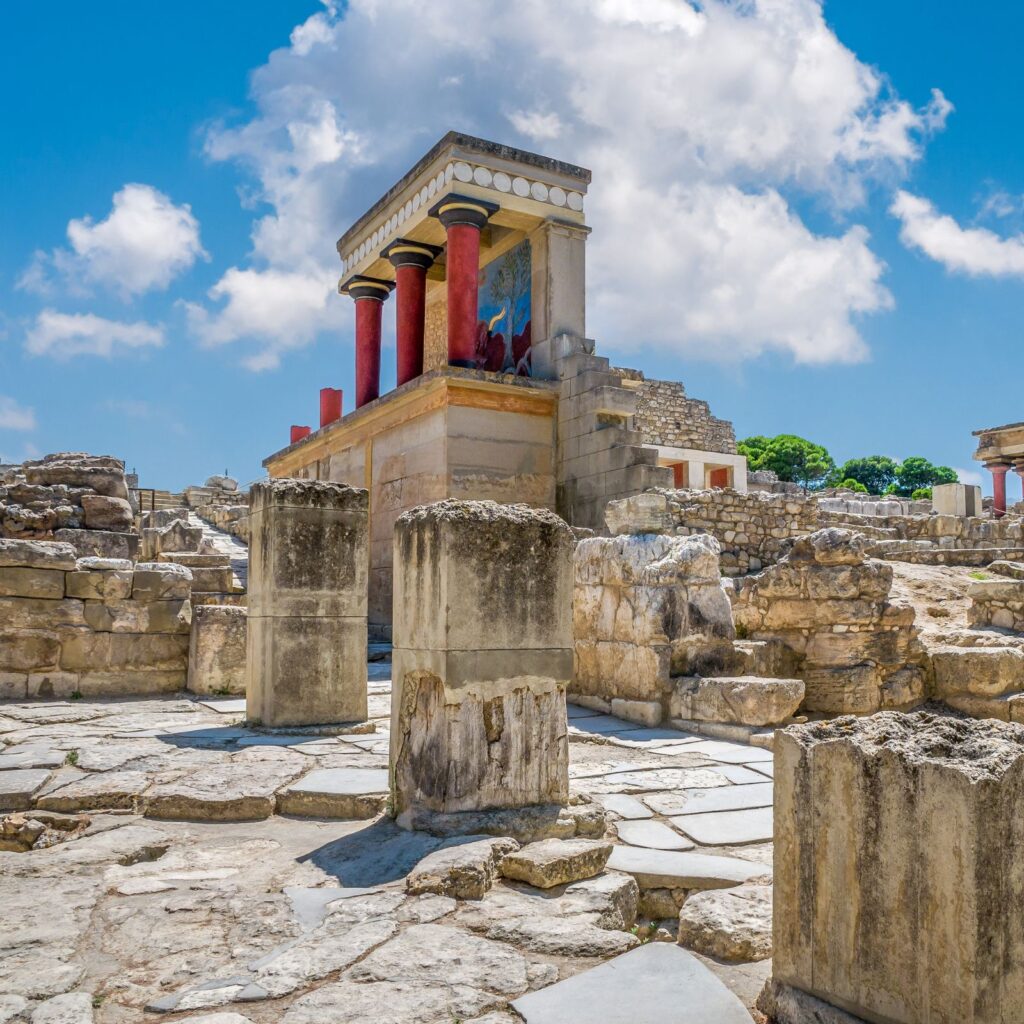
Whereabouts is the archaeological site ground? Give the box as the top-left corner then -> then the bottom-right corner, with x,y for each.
6,135 -> 1024,1024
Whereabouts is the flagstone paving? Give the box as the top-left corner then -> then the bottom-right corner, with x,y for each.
0,673 -> 776,1021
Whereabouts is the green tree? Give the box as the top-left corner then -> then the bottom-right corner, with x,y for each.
893,457 -> 958,497
911,487 -> 933,500
833,455 -> 898,495
837,477 -> 868,493
738,434 -> 835,492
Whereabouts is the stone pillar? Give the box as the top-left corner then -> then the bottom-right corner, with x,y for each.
319,387 -> 343,428
384,239 -> 442,387
989,461 -> 1010,518
390,500 -> 573,832
1016,461 -> 1024,507
342,276 -> 393,408
246,479 -> 369,727
760,711 -> 1024,1024
289,425 -> 311,445
429,194 -> 497,368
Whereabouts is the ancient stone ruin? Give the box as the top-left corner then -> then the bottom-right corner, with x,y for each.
6,132 -> 1024,1023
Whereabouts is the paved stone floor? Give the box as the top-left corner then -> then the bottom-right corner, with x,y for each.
0,663 -> 774,1023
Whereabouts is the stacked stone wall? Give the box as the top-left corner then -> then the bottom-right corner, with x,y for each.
632,379 -> 736,455
967,577 -> 1024,632
667,489 -> 818,575
730,529 -> 927,715
1,452 -> 139,560
0,538 -> 192,700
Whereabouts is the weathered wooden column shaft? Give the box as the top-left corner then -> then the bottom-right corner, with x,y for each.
246,479 -> 369,727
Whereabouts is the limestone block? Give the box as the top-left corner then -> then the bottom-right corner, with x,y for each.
247,479 -> 369,727
131,562 -> 193,602
75,669 -> 184,696
678,884 -> 772,962
184,565 -> 233,593
60,632 -> 189,672
81,494 -> 133,532
771,712 -> 1024,1024
54,528 -> 139,561
499,838 -> 612,888
83,598 -> 191,634
407,837 -> 521,900
931,646 -> 1024,699
0,566 -> 65,599
801,665 -> 882,714
0,538 -> 77,570
787,528 -> 870,566
573,639 -> 671,703
65,564 -> 133,601
391,500 -> 573,827
604,492 -> 672,536
610,698 -> 663,727
141,521 -> 202,560
23,452 -> 128,498
670,676 -> 803,726
0,632 -> 61,672
187,604 -> 247,696
0,597 -> 85,629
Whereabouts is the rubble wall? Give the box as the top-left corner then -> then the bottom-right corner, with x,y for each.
0,539 -> 192,699
632,378 -> 737,455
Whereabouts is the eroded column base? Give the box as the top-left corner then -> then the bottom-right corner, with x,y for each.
757,980 -> 871,1024
396,799 -> 606,844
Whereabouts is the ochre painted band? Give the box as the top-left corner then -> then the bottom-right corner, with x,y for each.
387,245 -> 437,258
436,201 -> 491,218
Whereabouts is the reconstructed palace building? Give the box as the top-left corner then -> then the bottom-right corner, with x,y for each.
263,133 -> 742,634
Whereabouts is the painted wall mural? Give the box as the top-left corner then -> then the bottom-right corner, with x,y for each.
475,239 -> 532,376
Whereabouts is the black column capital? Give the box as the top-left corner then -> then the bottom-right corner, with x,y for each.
339,275 -> 395,302
427,193 -> 499,230
382,238 -> 443,271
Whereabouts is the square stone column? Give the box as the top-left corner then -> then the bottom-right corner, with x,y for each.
246,479 -> 369,727
760,711 -> 1024,1024
390,500 -> 574,831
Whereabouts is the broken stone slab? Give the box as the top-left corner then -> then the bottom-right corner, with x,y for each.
132,562 -> 193,602
81,493 -> 133,532
28,991 -> 94,1024
615,819 -> 694,851
653,781 -> 774,817
511,942 -> 751,1024
488,915 -> 639,958
0,538 -> 78,570
406,836 -> 520,900
674,807 -> 773,846
36,770 -> 150,812
144,754 -> 305,821
499,838 -> 612,889
65,563 -> 133,601
0,767 -> 51,810
670,676 -> 804,727
592,793 -> 653,819
55,529 -> 139,562
606,846 -> 766,890
276,768 -> 389,819
282,979 -> 496,1024
0,566 -> 65,599
677,883 -> 772,962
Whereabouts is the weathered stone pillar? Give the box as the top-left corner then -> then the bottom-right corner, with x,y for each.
429,194 -> 497,368
342,276 -> 393,408
384,238 -> 442,387
989,461 -> 1010,518
390,500 -> 573,832
760,711 -> 1024,1024
246,479 -> 369,727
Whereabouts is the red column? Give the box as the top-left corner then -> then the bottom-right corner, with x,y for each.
341,277 -> 393,409
428,195 -> 497,368
990,462 -> 1010,518
384,240 -> 442,386
290,425 -> 311,444
319,387 -> 342,428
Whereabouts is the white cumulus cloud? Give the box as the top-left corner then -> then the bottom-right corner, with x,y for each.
191,0 -> 948,368
0,397 -> 37,432
19,184 -> 207,299
25,310 -> 165,359
891,190 -> 1024,278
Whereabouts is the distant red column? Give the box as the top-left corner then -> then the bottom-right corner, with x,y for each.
990,462 -> 1010,518
428,194 -> 497,368
384,239 -> 442,386
290,425 -> 311,444
341,277 -> 393,408
1016,462 -> 1024,507
319,387 -> 343,428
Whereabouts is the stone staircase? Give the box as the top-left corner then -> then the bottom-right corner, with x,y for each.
187,512 -> 249,591
139,488 -> 186,512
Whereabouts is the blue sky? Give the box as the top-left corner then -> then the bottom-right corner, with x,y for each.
2,1 -> 1022,494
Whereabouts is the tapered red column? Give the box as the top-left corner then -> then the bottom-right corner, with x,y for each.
340,276 -> 393,408
429,194 -> 498,368
989,462 -> 1010,518
383,239 -> 442,386
320,387 -> 343,427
